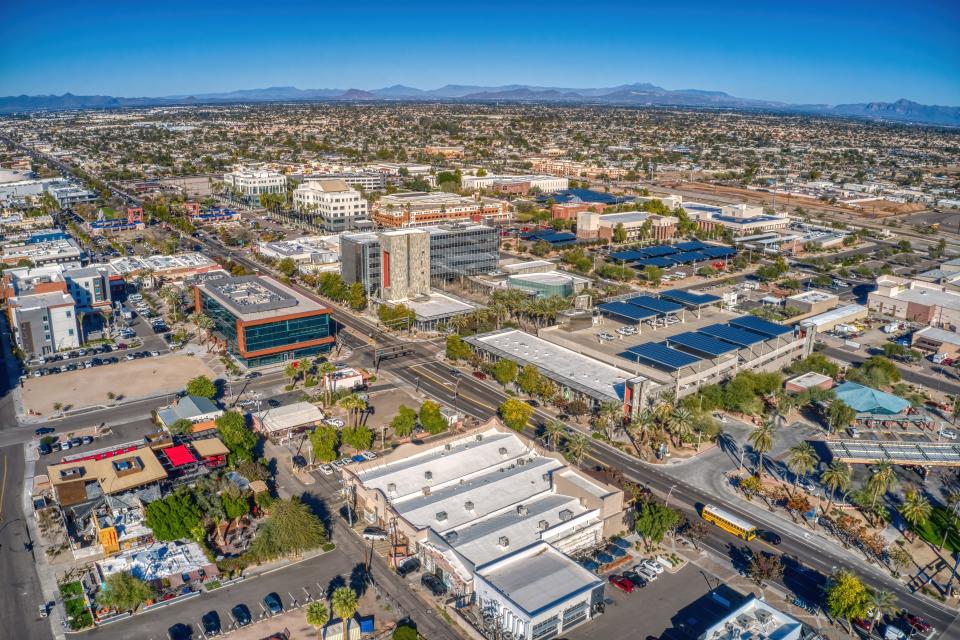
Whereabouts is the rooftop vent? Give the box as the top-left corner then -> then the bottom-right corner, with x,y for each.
517,458 -> 525,466
424,471 -> 433,481
436,511 -> 448,522
498,447 -> 508,456
476,434 -> 483,441
445,443 -> 452,451
422,486 -> 431,496
538,519 -> 549,530
387,482 -> 397,494
559,508 -> 573,522
498,536 -> 510,548
464,501 -> 475,511
445,531 -> 459,543
517,504 -> 527,516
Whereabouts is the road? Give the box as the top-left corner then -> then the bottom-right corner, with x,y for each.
820,345 -> 960,397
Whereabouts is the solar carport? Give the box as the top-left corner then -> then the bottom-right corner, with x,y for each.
626,296 -> 685,315
666,331 -> 739,358
729,315 -> 794,338
828,440 -> 960,467
609,250 -> 646,262
698,323 -> 768,347
635,256 -> 677,268
660,289 -> 723,318
597,301 -> 656,324
670,251 -> 710,264
621,342 -> 702,371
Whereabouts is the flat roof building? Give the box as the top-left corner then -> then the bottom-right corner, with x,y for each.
292,179 -> 369,232
461,174 -> 568,194
696,594 -> 802,640
374,191 -> 509,228
868,275 -> 960,330
223,168 -> 287,205
785,289 -> 839,315
1,237 -> 83,268
255,235 -> 339,272
912,326 -> 960,357
799,304 -> 867,333
194,274 -> 334,368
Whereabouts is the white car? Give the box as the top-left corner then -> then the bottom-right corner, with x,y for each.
150,351 -> 160,357
361,451 -> 378,460
319,464 -> 334,476
940,428 -> 958,440
641,559 -> 664,575
634,564 -> 659,581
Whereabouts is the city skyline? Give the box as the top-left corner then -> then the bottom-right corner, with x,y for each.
1,0 -> 958,105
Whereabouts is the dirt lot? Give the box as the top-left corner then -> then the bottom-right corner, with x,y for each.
22,354 -> 216,416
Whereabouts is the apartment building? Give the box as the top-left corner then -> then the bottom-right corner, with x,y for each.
2,263 -> 113,311
292,179 -> 369,232
374,192 -> 509,228
1,237 -> 83,268
7,285 -> 80,356
527,157 -> 628,179
222,168 -> 287,205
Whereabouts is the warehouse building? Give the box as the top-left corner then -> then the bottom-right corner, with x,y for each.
868,275 -> 960,329
799,304 -> 868,333
912,326 -> 960,357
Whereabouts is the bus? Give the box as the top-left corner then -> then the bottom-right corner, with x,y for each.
701,504 -> 757,541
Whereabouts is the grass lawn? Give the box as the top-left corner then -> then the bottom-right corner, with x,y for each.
913,507 -> 960,553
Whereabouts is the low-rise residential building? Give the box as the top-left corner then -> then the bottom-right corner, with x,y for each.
49,447 -> 169,507
155,395 -> 224,432
2,263 -> 113,311
223,168 -> 287,205
292,179 -> 369,232
374,192 -> 509,228
253,401 -> 324,441
7,287 -> 80,356
867,275 -> 960,329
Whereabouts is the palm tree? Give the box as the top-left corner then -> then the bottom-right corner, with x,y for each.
564,432 -> 590,464
594,401 -> 622,439
787,442 -> 819,493
284,361 -> 302,388
543,419 -> 566,451
821,461 -> 851,515
900,489 -> 932,535
338,394 -> 367,428
190,312 -> 212,344
747,417 -> 776,477
304,601 -> 329,637
317,361 -> 337,406
626,409 -> 656,459
866,589 -> 898,634
867,461 -> 897,512
668,406 -> 695,448
331,587 -> 358,636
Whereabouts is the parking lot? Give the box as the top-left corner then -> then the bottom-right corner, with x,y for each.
21,354 -> 217,416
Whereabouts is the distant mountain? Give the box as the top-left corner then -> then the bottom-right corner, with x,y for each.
1,85 -> 957,126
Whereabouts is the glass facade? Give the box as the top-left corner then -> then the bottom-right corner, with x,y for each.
201,291 -> 240,352
243,314 -> 331,353
429,225 -> 499,281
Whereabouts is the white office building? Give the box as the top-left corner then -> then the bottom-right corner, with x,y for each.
8,290 -> 81,356
222,168 -> 287,205
461,174 -> 569,193
292,179 -> 368,232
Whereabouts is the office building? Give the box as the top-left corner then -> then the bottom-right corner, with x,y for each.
785,289 -> 839,315
47,182 -> 97,207
340,223 -> 498,301
507,272 -> 591,298
576,210 -> 677,242
194,274 -> 334,368
307,172 -> 386,191
108,252 -> 224,282
222,168 -> 287,206
255,235 -> 339,272
374,192 -> 509,228
682,202 -> 789,236
697,594 -> 802,640
7,287 -> 80,356
344,419 -> 623,637
461,174 -> 568,194
1,237 -> 83,268
292,179 -> 368,232
868,275 -> 960,330
799,304 -> 868,333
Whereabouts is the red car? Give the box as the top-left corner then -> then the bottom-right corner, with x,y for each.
472,371 -> 488,380
607,574 -> 634,593
852,619 -> 871,632
901,612 -> 932,633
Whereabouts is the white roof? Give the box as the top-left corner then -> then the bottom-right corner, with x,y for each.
404,293 -> 475,321
466,329 -> 637,402
787,371 -> 833,389
259,401 -> 324,433
476,542 -> 602,616
786,289 -> 838,304
799,304 -> 867,329
914,326 -> 960,346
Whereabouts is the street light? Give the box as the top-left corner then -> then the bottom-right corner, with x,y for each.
665,483 -> 677,507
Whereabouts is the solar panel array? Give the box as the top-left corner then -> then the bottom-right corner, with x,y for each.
626,296 -> 686,314
609,250 -> 646,262
635,256 -> 677,268
673,240 -> 709,252
667,331 -> 739,357
623,342 -> 702,370
671,252 -> 710,264
597,301 -> 656,322
605,242 -> 736,266
729,315 -> 793,337
829,440 -> 960,465
703,246 -> 736,258
660,289 -> 722,307
698,323 -> 770,346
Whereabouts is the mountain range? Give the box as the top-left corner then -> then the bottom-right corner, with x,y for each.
1,83 -> 958,126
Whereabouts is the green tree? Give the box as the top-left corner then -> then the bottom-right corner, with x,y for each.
787,442 -> 819,492
543,419 -> 567,450
564,432 -> 590,463
643,265 -> 664,286
97,573 -> 156,612
821,461 -> 851,514
221,491 -> 251,520
867,461 -> 897,512
185,375 -> 217,399
249,497 -> 327,561
393,625 -> 419,640
499,398 -> 534,432
613,222 -> 627,244
828,400 -> 857,433
748,553 -> 784,586
445,335 -> 472,361
419,400 -> 448,435
145,491 -> 202,541
900,489 -> 932,532
866,589 -> 898,634
277,257 -> 298,278
216,411 -> 258,462
789,353 -> 839,379
634,502 -> 681,550
491,359 -> 518,388
331,586 -> 359,630
516,364 -> 543,396
347,281 -> 367,311
169,418 -> 195,436
342,425 -> 374,451
825,570 -> 871,632
748,418 -> 776,477
309,425 -> 339,463
390,405 -> 418,438
305,601 -> 329,635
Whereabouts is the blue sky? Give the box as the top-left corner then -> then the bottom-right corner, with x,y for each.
2,0 -> 958,105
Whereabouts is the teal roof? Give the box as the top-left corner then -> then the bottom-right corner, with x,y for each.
834,382 -> 910,415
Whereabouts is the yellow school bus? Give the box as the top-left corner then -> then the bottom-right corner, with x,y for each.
701,504 -> 757,541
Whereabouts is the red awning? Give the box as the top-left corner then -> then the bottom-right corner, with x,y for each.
164,445 -> 197,467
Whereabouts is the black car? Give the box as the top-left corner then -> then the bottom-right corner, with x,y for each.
70,438 -> 83,448
263,592 -> 283,615
397,558 -> 421,577
35,427 -> 55,436
231,604 -> 252,627
167,623 -> 193,640
525,399 -> 540,407
420,574 -> 447,596
760,530 -> 782,545
622,570 -> 647,588
201,611 -> 221,636
38,443 -> 52,456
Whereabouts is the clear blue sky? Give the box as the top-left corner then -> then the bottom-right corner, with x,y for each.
2,0 -> 958,105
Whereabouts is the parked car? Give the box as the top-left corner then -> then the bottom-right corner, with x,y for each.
231,604 -> 252,627
397,558 -> 421,577
320,464 -> 334,476
640,559 -> 664,575
471,371 -> 487,380
363,527 -> 389,541
201,611 -> 221,636
81,436 -> 93,445
621,570 -> 647,589
167,623 -> 192,640
70,438 -> 82,448
60,440 -> 72,450
35,427 -> 55,436
421,574 -> 447,596
634,564 -> 659,581
759,530 -> 782,545
900,612 -> 932,633
361,451 -> 378,460
38,443 -> 51,456
940,428 -> 958,440
608,574 -> 634,593
263,592 -> 283,615
51,442 -> 62,452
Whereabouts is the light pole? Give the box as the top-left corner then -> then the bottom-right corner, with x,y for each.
665,484 -> 677,507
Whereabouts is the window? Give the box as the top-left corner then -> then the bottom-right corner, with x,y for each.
65,310 -> 72,317
68,329 -> 74,336
532,616 -> 559,640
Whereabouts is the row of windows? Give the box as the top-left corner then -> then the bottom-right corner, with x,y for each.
243,313 -> 331,353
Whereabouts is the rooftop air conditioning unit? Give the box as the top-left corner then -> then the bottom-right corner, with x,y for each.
422,486 -> 431,496
464,501 -> 474,511
517,504 -> 527,516
445,531 -> 459,543
476,434 -> 483,441
559,509 -> 573,522
498,447 -> 508,456
445,443 -> 452,451
424,471 -> 433,480
387,483 -> 397,494
498,536 -> 509,548
517,458 -> 525,466
436,511 -> 448,522
538,519 -> 549,530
